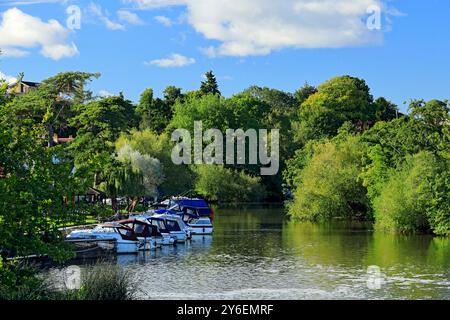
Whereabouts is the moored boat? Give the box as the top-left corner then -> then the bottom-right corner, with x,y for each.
66,223 -> 142,253
117,218 -> 174,248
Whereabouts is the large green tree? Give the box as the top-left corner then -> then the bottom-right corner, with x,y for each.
137,88 -> 173,133
296,75 -> 376,143
69,95 -> 137,189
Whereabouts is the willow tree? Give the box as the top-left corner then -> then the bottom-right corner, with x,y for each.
115,144 -> 164,212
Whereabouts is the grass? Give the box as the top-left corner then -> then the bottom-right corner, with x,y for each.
72,263 -> 136,300
1,262 -> 135,301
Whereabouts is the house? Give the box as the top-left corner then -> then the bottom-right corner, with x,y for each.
53,134 -> 75,145
74,187 -> 106,204
10,80 -> 40,96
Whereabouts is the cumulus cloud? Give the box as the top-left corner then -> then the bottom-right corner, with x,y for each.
145,53 -> 195,67
118,10 -> 144,25
124,0 -> 386,56
0,71 -> 17,84
0,8 -> 78,60
98,90 -> 114,97
154,15 -> 172,27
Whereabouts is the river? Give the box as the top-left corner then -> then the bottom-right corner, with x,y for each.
75,206 -> 450,300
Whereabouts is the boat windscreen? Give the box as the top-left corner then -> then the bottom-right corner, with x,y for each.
165,220 -> 182,232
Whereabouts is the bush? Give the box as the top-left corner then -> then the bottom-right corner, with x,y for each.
288,135 -> 369,221
75,263 -> 135,301
0,261 -> 56,301
194,165 -> 266,203
374,152 -> 449,235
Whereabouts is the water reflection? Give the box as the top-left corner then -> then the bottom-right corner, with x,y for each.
65,206 -> 450,300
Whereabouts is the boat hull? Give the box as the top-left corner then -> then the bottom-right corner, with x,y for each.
189,226 -> 214,235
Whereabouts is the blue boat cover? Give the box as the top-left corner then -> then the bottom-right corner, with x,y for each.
172,199 -> 210,208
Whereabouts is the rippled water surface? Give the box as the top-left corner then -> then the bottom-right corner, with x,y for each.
83,207 -> 450,300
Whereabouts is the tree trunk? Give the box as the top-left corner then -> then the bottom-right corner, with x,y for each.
48,124 -> 55,148
128,197 -> 140,213
111,197 -> 118,214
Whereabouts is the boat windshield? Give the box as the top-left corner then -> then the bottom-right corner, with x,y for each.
93,227 -> 116,233
169,204 -> 181,211
165,219 -> 182,232
150,219 -> 166,231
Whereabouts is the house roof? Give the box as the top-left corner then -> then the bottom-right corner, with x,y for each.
87,187 -> 106,196
21,81 -> 40,87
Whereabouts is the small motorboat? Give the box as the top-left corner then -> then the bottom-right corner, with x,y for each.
66,223 -> 142,254
133,214 -> 190,243
117,218 -> 174,248
186,217 -> 214,235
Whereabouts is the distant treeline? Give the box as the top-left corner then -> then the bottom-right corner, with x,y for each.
1,71 -> 449,243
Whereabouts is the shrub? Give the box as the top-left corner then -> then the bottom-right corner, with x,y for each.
373,152 -> 447,234
194,165 -> 266,203
288,135 -> 369,221
75,263 -> 135,301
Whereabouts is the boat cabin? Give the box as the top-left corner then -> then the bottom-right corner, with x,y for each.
117,219 -> 163,238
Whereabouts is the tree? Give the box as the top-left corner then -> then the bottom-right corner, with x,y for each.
294,82 -> 317,105
137,88 -> 172,133
113,144 -> 164,212
116,130 -> 194,196
69,95 -> 137,188
194,165 -> 266,203
200,70 -> 220,96
373,97 -> 399,122
0,123 -> 83,261
296,75 -> 376,143
3,72 -> 99,147
288,135 -> 369,221
373,152 -> 438,234
163,86 -> 184,106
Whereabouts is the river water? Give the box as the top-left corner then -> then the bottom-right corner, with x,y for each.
87,206 -> 450,300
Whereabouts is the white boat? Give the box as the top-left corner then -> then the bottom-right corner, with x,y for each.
187,218 -> 214,235
117,218 -> 175,248
134,214 -> 190,243
66,223 -> 142,253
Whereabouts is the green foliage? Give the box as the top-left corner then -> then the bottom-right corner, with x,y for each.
3,72 -> 99,146
373,152 -> 436,234
296,75 -> 375,143
200,70 -> 220,96
116,129 -> 194,196
359,144 -> 392,203
115,144 -> 164,198
194,165 -> 266,203
288,135 -> 369,221
294,82 -> 317,105
69,95 -> 137,187
74,263 -> 135,301
373,97 -> 399,122
163,86 -> 184,106
137,88 -> 172,133
0,124 -> 81,260
0,262 -> 54,300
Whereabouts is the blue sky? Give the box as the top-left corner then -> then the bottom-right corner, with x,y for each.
0,0 -> 449,112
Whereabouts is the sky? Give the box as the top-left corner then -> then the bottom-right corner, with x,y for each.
0,0 -> 449,113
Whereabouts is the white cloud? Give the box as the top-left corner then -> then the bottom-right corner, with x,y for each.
0,0 -> 67,5
0,71 -> 17,84
88,3 -> 125,30
0,47 -> 29,58
0,8 -> 78,60
145,53 -> 195,67
154,15 -> 172,27
118,10 -> 144,25
98,90 -> 113,97
124,0 -> 387,56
